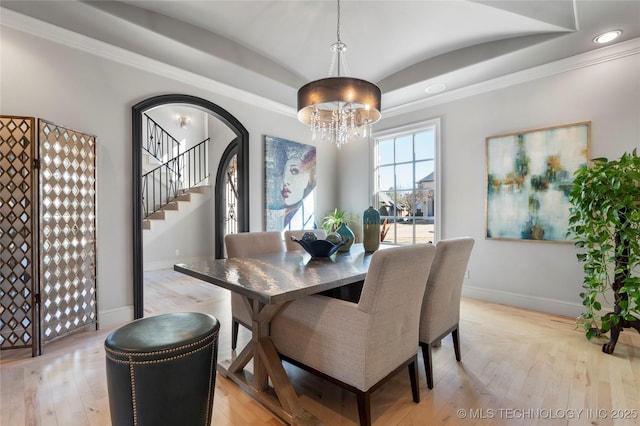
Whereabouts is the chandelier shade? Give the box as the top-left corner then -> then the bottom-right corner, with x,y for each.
296,76 -> 382,148
297,77 -> 381,125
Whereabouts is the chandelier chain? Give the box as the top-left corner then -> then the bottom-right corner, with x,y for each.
328,0 -> 351,78
336,0 -> 341,76
336,0 -> 341,44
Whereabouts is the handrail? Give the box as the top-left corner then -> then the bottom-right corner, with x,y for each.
142,138 -> 210,218
143,113 -> 181,162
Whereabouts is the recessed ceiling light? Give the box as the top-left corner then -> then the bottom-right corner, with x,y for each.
425,83 -> 446,94
593,30 -> 622,44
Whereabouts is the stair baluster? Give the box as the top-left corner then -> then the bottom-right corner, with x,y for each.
141,125 -> 209,221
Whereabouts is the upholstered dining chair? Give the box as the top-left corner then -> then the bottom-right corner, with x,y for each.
283,229 -> 327,252
419,237 -> 474,389
224,231 -> 285,350
271,244 -> 436,426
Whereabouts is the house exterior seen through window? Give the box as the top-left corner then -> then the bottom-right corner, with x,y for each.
374,119 -> 440,245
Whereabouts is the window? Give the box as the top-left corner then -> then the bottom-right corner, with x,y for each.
374,119 -> 440,245
222,152 -> 238,236
215,143 -> 239,259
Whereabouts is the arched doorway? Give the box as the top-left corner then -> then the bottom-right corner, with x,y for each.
132,94 -> 249,319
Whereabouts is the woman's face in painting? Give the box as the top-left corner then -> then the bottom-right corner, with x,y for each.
281,158 -> 310,207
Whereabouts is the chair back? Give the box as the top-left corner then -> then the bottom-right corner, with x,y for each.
225,231 -> 285,329
224,231 -> 284,258
419,237 -> 474,343
357,244 -> 436,366
284,229 -> 327,251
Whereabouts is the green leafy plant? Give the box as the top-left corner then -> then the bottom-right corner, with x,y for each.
322,209 -> 351,233
567,149 -> 640,353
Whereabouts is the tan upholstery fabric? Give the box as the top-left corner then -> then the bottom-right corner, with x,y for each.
225,232 -> 285,326
224,231 -> 284,259
284,229 -> 327,252
271,244 -> 436,391
419,237 -> 474,343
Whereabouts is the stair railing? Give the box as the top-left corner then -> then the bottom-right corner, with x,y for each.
142,138 -> 209,218
143,113 -> 181,162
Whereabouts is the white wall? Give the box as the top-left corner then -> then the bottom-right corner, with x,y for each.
342,48 -> 640,317
143,187 -> 213,270
0,25 -> 337,326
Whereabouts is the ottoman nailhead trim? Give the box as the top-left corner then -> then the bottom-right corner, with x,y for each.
129,359 -> 139,426
205,342 -> 217,426
105,339 -> 215,365
105,332 -> 218,362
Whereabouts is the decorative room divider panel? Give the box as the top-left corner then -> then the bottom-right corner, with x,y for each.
38,119 -> 97,348
0,116 -> 38,355
0,116 -> 97,356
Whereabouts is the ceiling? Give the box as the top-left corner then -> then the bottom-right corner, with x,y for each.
2,1 -> 639,117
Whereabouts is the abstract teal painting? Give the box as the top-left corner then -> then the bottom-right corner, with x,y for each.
486,122 -> 590,242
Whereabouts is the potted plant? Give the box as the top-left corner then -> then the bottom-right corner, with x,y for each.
567,149 -> 640,354
322,209 -> 355,252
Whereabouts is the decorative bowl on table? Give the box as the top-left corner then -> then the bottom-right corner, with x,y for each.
290,236 -> 346,258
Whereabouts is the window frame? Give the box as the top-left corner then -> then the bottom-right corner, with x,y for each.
371,118 -> 442,244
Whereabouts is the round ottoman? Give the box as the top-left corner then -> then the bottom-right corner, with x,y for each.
105,312 -> 220,426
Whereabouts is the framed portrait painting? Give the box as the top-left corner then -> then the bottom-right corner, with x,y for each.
264,136 -> 317,231
485,122 -> 590,242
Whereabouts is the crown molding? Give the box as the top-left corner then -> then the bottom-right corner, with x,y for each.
383,37 -> 640,117
2,7 -> 637,120
0,8 -> 297,117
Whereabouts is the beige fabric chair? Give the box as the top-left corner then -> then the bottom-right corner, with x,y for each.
284,229 -> 327,252
419,237 -> 474,389
224,231 -> 284,350
271,244 -> 436,426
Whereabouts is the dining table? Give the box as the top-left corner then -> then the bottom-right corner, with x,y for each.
173,243 -> 382,425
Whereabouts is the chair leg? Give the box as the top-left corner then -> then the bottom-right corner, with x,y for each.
420,342 -> 434,389
408,356 -> 420,403
231,318 -> 240,350
356,391 -> 371,426
452,326 -> 461,362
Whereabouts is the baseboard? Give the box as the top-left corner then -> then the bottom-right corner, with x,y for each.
98,305 -> 133,328
144,256 -> 206,272
462,285 -> 585,318
99,284 -> 605,327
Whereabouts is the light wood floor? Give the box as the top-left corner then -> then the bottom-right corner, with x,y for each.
2,269 -> 639,426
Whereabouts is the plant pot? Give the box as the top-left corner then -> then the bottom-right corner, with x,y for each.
336,223 -> 355,252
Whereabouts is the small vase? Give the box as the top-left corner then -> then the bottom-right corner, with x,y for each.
362,206 -> 380,252
336,223 -> 355,252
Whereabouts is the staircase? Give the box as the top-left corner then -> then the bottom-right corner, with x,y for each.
142,114 -> 209,230
143,185 -> 209,230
